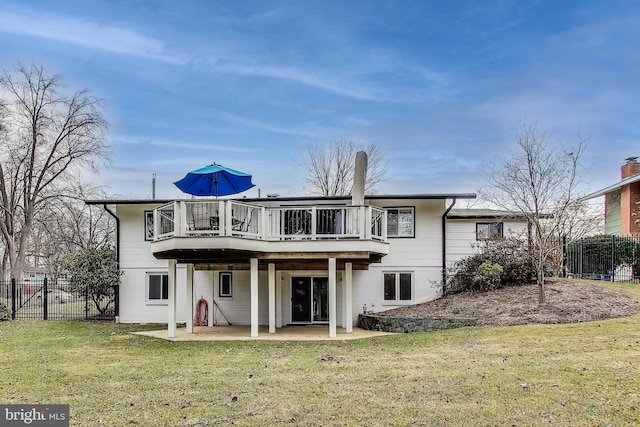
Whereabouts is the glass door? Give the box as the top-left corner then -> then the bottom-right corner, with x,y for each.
291,277 -> 329,324
291,277 -> 311,323
312,278 -> 329,322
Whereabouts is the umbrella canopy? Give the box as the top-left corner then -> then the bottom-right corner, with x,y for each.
174,163 -> 255,197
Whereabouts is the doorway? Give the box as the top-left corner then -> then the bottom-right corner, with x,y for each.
291,277 -> 329,323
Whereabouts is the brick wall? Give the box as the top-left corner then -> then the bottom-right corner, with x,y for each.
621,158 -> 640,236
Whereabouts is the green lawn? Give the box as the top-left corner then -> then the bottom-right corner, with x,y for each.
1,281 -> 640,426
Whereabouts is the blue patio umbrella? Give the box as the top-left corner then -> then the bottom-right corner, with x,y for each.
174,163 -> 255,197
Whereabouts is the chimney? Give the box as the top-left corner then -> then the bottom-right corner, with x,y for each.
621,157 -> 640,179
352,151 -> 368,206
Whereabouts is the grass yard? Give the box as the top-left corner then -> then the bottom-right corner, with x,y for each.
1,281 -> 640,426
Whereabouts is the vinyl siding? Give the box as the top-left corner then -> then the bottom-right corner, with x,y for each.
445,218 -> 529,266
605,190 -> 622,235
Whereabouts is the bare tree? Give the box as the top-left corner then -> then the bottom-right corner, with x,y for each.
481,123 -> 588,303
301,137 -> 387,196
0,63 -> 109,279
28,181 -> 116,283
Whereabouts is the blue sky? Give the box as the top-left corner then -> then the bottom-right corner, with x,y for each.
1,0 -> 638,201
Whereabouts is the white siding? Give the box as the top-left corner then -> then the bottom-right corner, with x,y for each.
351,199 -> 447,318
445,218 -> 529,266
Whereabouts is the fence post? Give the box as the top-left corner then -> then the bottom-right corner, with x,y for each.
611,235 -> 616,282
578,240 -> 583,279
43,277 -> 48,320
11,278 -> 16,320
85,287 -> 89,320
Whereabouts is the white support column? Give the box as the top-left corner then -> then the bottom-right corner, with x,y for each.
209,271 -> 215,327
276,271 -> 283,328
186,263 -> 194,334
250,258 -> 259,337
329,257 -> 337,338
167,259 -> 177,338
268,263 -> 276,334
345,262 -> 353,333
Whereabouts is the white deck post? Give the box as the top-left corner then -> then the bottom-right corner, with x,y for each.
276,271 -> 283,328
186,263 -> 194,334
250,258 -> 259,337
329,257 -> 337,338
345,262 -> 353,333
167,259 -> 177,338
268,263 -> 276,334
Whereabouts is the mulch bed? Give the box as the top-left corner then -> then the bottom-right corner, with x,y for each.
383,280 -> 640,327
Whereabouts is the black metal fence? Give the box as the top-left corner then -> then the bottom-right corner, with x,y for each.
0,278 -> 117,321
564,235 -> 640,282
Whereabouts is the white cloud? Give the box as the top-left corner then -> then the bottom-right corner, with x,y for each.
0,8 -> 186,63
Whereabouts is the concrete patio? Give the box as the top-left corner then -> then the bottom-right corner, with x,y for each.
134,325 -> 394,341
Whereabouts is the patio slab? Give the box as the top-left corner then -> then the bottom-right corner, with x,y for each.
134,325 -> 395,341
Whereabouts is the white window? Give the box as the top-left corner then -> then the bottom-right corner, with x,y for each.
147,273 -> 168,303
383,272 -> 413,302
386,207 -> 414,237
476,222 -> 503,240
144,211 -> 154,241
219,272 -> 233,298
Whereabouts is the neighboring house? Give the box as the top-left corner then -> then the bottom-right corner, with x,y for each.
581,157 -> 640,236
444,209 -> 531,266
88,192 -> 535,338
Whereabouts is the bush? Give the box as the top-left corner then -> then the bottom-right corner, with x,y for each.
473,261 -> 503,290
0,301 -> 10,321
447,237 -> 536,295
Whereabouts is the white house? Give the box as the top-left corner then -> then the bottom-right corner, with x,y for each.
93,191 -> 546,335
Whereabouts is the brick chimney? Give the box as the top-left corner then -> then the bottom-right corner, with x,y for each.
620,157 -> 640,236
621,156 -> 640,179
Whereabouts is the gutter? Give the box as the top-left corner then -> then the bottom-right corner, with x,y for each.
102,203 -> 120,319
441,198 -> 457,295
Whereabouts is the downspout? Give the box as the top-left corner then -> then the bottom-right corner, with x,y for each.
103,204 -> 120,320
441,198 -> 457,296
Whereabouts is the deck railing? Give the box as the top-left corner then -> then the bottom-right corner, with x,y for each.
153,200 -> 387,242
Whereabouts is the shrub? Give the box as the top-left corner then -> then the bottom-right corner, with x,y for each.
0,301 -> 10,321
447,236 -> 536,295
473,261 -> 503,290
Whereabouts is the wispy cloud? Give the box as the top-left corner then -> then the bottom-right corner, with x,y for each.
109,136 -> 262,153
0,7 -> 186,63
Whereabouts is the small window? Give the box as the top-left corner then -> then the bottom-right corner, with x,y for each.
383,272 -> 413,302
219,272 -> 233,297
476,222 -> 503,240
144,211 -> 154,241
386,207 -> 414,237
147,273 -> 168,302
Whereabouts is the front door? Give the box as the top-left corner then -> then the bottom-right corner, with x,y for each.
291,277 -> 329,323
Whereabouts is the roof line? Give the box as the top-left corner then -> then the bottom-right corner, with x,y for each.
580,174 -> 640,201
85,193 -> 477,205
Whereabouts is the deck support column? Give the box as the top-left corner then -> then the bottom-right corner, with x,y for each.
186,263 -> 194,334
329,257 -> 337,338
345,262 -> 353,333
167,259 -> 177,338
276,271 -> 283,328
268,263 -> 276,334
250,258 -> 259,337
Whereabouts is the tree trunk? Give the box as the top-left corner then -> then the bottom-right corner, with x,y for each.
537,252 -> 546,303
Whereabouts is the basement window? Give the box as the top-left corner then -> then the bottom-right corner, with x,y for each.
383,272 -> 413,302
219,272 -> 233,298
147,273 -> 168,304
